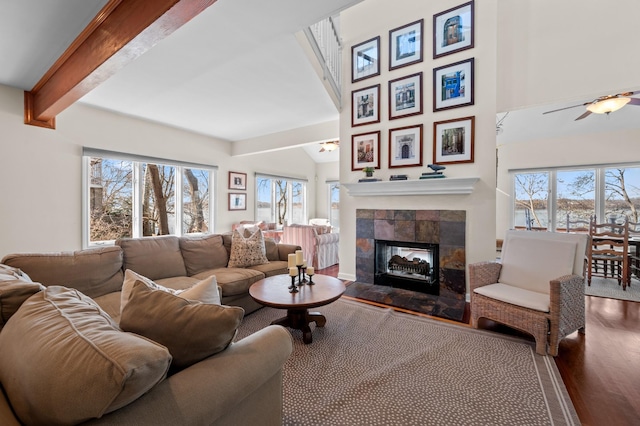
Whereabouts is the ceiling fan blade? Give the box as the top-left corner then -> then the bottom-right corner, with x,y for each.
542,103 -> 588,114
627,97 -> 640,105
575,110 -> 592,121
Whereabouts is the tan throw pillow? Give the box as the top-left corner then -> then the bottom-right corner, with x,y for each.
227,228 -> 269,268
0,286 -> 171,425
0,280 -> 45,328
121,269 -> 220,314
120,281 -> 244,370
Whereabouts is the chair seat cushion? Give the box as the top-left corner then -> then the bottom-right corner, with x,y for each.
474,283 -> 550,312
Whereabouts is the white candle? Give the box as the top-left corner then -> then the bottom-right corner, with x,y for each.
289,267 -> 297,277
295,250 -> 303,265
302,260 -> 307,268
307,266 -> 314,275
288,253 -> 296,268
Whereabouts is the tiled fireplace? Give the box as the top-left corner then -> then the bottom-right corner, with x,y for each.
347,209 -> 467,320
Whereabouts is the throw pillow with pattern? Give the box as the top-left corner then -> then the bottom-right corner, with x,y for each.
227,228 -> 269,268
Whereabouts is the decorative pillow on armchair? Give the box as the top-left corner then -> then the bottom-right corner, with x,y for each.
227,228 -> 269,268
120,280 -> 244,370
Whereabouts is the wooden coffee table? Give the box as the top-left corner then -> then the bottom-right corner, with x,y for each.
249,274 -> 346,344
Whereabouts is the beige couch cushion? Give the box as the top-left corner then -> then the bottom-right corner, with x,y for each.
499,236 -> 577,294
120,281 -> 244,370
0,286 -> 171,425
1,246 -> 124,299
179,234 -> 229,275
264,237 -> 280,261
227,229 -> 269,268
192,267 -> 264,296
116,235 -> 187,280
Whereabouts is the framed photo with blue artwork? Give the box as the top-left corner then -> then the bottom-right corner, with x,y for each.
389,19 -> 423,70
433,58 -> 474,112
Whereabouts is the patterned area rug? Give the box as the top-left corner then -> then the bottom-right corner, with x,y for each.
585,277 -> 640,302
236,298 -> 579,426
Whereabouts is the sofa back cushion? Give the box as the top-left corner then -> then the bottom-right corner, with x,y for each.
179,234 -> 229,276
117,235 -> 187,280
499,235 -> 577,294
0,286 -> 171,425
1,246 -> 124,299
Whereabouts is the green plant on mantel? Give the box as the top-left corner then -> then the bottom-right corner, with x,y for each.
362,167 -> 375,177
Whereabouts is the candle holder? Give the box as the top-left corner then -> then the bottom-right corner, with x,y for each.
289,275 -> 299,293
301,266 -> 309,283
308,271 -> 315,285
296,264 -> 305,286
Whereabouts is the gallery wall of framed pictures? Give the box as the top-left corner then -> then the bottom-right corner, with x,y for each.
348,0 -> 476,176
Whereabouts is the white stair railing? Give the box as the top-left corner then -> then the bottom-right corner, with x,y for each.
304,16 -> 342,108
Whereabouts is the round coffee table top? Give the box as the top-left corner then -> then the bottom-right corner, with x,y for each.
249,274 -> 346,310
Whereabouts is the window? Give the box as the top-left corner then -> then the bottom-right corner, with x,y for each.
328,181 -> 340,231
512,164 -> 640,231
256,174 -> 307,226
83,149 -> 216,247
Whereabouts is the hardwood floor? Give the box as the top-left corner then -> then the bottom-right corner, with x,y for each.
317,265 -> 640,426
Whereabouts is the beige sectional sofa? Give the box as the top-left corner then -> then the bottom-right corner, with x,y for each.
0,233 -> 301,425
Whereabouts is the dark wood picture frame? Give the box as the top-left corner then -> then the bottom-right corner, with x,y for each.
351,131 -> 381,171
389,124 -> 423,169
228,171 -> 247,190
433,1 -> 474,59
352,84 -> 381,127
228,193 -> 247,210
433,58 -> 474,112
389,19 -> 424,70
433,116 -> 475,164
389,72 -> 423,120
351,36 -> 381,83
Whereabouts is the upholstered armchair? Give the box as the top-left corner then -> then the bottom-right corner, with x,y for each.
281,224 -> 339,270
469,230 -> 588,356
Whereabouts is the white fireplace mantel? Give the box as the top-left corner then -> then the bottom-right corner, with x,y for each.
342,177 -> 479,196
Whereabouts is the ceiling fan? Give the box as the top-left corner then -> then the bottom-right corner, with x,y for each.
319,140 -> 339,152
543,91 -> 640,121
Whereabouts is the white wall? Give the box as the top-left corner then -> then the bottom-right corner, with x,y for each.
497,0 -> 640,111
339,0 -> 499,288
313,161 -> 340,221
0,84 -> 316,257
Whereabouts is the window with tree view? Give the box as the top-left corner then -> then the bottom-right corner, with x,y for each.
256,175 -> 307,226
512,164 -> 640,231
85,153 -> 215,246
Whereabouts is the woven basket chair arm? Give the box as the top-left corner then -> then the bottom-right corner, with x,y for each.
468,261 -> 502,291
549,274 -> 586,331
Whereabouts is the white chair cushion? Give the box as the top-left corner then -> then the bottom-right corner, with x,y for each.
499,236 -> 576,294
474,283 -> 550,312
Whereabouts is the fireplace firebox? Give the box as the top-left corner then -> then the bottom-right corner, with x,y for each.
374,240 -> 439,295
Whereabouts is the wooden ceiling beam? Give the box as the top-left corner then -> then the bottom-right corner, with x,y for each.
24,0 -> 217,129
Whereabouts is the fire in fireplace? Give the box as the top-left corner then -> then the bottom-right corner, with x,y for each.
374,239 -> 439,295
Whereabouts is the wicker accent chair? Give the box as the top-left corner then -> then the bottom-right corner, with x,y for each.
469,230 -> 588,356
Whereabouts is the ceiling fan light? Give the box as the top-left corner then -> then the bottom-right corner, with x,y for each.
320,141 -> 339,152
587,97 -> 631,114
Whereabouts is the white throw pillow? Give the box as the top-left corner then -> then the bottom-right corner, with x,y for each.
121,270 -> 220,314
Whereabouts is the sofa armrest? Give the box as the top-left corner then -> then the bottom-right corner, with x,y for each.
277,243 -> 301,261
468,261 -> 502,291
83,325 -> 293,425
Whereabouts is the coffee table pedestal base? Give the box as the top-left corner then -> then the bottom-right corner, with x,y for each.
271,309 -> 326,344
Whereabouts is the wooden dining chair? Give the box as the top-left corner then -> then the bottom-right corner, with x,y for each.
587,217 -> 629,289
627,220 -> 640,283
565,213 -> 590,233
